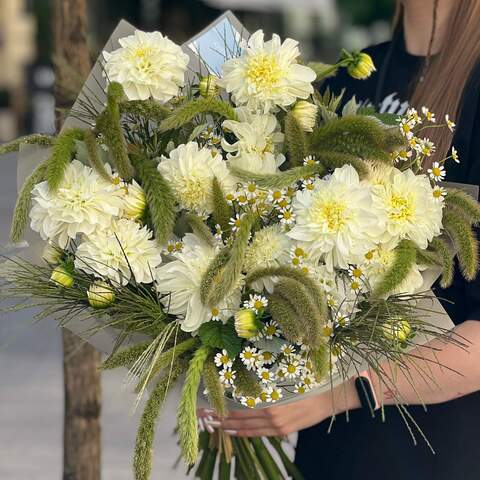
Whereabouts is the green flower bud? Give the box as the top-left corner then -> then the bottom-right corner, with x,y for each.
199,75 -> 219,98
234,309 -> 260,339
50,265 -> 74,288
42,243 -> 63,264
87,280 -> 115,309
292,100 -> 319,132
346,51 -> 376,80
123,180 -> 146,220
382,319 -> 412,343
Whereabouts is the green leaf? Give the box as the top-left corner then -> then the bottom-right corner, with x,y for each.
198,320 -> 242,358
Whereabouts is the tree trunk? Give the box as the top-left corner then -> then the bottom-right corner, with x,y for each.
52,1 -> 102,479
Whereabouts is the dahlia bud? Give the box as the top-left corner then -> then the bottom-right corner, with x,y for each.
87,280 -> 115,309
292,101 -> 318,132
234,309 -> 260,339
42,243 -> 63,264
50,265 -> 74,288
344,51 -> 376,80
123,180 -> 146,220
382,319 -> 412,343
199,75 -> 219,98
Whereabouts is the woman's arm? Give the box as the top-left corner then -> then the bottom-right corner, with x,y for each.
199,320 -> 480,437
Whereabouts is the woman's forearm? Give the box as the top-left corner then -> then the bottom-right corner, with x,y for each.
332,320 -> 480,417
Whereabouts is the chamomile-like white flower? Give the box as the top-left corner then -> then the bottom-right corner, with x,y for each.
158,142 -> 236,214
75,218 -> 162,285
294,383 -> 307,394
257,350 -> 276,365
451,146 -> 460,163
244,224 -> 292,292
398,118 -> 415,139
421,106 -> 435,122
103,30 -> 189,102
419,138 -> 436,157
288,164 -> 386,269
445,114 -> 456,132
219,367 -> 236,387
279,359 -> 302,379
30,160 -> 124,248
220,30 -> 316,113
257,367 -> 277,384
240,396 -> 261,408
263,320 -> 282,339
427,161 -> 446,182
222,108 -> 285,174
265,386 -> 283,403
155,234 -> 241,332
432,185 -> 447,203
372,167 -> 443,249
278,206 -> 296,225
240,346 -> 259,370
243,294 -> 268,313
214,349 -> 233,368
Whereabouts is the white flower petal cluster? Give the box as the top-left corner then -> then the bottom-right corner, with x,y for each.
372,168 -> 443,249
222,108 -> 285,174
220,30 -> 316,113
244,224 -> 292,293
103,30 -> 189,102
30,160 -> 124,248
288,165 -> 386,270
155,234 -> 242,332
75,218 -> 162,285
158,142 -> 237,214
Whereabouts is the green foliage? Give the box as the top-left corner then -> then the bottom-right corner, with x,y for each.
96,82 -> 134,180
136,337 -> 199,392
429,237 -> 455,288
159,98 -> 237,133
271,279 -> 323,347
229,164 -> 323,189
83,130 -> 112,182
185,213 -> 215,247
119,99 -> 171,123
309,343 -> 330,382
0,133 -> 55,156
134,360 -> 187,480
177,345 -> 210,465
211,176 -> 233,233
198,319 -> 242,358
316,151 -> 370,178
10,161 -> 48,242
445,188 -> 480,226
204,214 -> 255,307
313,87 -> 344,123
202,356 -> 226,416
250,437 -> 283,479
372,240 -> 417,298
284,111 -> 308,167
307,62 -> 338,81
199,248 -> 231,305
443,211 -> 479,281
267,437 -> 305,480
232,359 -> 262,397
101,341 -> 150,370
130,154 -> 176,246
45,128 -> 84,191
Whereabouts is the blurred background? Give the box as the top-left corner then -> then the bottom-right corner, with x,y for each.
0,0 -> 394,479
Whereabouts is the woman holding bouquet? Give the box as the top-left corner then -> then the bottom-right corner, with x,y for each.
209,1 -> 480,478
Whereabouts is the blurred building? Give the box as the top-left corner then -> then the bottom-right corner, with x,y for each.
0,0 -> 35,140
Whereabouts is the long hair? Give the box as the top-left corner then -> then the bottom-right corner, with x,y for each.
394,1 -> 480,163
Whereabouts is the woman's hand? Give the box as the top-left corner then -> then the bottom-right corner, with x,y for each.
197,378 -> 359,437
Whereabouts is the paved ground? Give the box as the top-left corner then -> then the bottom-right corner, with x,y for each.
0,155 -> 190,480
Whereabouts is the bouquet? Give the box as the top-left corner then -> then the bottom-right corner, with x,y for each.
1,12 -> 479,480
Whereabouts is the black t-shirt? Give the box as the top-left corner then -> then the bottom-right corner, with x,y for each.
295,34 -> 480,480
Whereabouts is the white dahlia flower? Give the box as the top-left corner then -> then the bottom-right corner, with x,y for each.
103,30 -> 189,102
244,224 -> 292,293
372,168 -> 443,249
30,160 -> 124,248
74,218 -> 162,285
220,30 -> 316,113
362,245 -> 425,296
222,107 -> 285,174
287,164 -> 386,270
155,234 -> 242,332
158,142 -> 236,214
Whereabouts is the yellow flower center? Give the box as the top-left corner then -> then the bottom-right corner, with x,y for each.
270,390 -> 281,401
351,267 -> 362,278
246,397 -> 257,408
365,250 -> 374,260
260,392 -> 268,402
282,210 -> 293,220
226,193 -> 235,201
262,351 -> 272,361
265,325 -> 277,336
220,355 -> 229,364
272,190 -> 282,200
351,281 -> 360,291
433,189 -> 443,198
323,326 -> 333,337
388,194 -> 414,222
297,386 -> 306,394
253,299 -> 264,310
261,371 -> 270,380
246,54 -> 282,92
287,364 -> 297,374
431,167 -> 442,177
243,351 -> 254,360
294,247 -> 305,257
292,257 -> 301,266
211,307 -> 220,317
313,199 -> 348,232
132,47 -> 155,75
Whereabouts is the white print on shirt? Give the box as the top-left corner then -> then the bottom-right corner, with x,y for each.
361,92 -> 410,115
